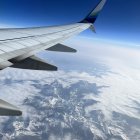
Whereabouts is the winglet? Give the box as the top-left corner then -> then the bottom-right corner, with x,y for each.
80,0 -> 106,24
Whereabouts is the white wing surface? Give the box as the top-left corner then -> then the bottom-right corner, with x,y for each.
0,23 -> 90,69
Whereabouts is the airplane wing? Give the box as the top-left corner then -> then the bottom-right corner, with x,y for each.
0,0 -> 106,116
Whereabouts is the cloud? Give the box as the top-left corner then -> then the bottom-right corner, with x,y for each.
0,37 -> 140,139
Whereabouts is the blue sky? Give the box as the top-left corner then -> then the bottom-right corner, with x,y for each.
0,0 -> 140,45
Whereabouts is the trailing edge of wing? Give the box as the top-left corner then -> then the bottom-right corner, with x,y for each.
10,56 -> 57,71
80,0 -> 106,23
47,43 -> 77,53
0,99 -> 22,116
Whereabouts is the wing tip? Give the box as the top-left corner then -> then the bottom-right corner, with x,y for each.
80,0 -> 107,24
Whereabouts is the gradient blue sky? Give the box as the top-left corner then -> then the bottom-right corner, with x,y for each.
0,0 -> 140,45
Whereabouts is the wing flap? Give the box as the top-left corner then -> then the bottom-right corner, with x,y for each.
11,55 -> 57,71
47,43 -> 77,53
0,60 -> 13,70
0,99 -> 22,116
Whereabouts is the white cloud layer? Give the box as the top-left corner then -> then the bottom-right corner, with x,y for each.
0,37 -> 139,139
